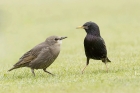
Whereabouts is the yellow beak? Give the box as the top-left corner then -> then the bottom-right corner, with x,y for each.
76,26 -> 84,29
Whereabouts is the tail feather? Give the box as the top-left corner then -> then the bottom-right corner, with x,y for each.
102,57 -> 111,62
8,67 -> 16,71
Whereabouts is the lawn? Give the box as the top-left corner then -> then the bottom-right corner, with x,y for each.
0,0 -> 140,93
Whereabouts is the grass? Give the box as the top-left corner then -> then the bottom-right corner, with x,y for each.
0,0 -> 140,93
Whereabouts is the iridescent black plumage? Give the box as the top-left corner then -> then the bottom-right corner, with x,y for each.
77,21 -> 111,73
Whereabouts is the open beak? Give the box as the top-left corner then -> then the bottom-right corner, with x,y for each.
60,37 -> 67,40
76,26 -> 85,29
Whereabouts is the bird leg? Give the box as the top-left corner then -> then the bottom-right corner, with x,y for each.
43,69 -> 54,76
31,68 -> 35,76
104,62 -> 108,73
82,58 -> 89,74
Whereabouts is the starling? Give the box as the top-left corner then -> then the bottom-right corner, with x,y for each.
76,21 -> 111,73
8,36 -> 67,76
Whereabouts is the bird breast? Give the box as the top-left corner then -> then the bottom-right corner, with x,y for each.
50,45 -> 60,56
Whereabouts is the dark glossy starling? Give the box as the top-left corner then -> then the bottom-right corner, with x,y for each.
76,21 -> 111,73
8,36 -> 67,76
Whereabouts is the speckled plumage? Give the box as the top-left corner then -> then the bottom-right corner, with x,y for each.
8,36 -> 67,76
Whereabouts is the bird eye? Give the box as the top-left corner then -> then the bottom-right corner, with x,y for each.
55,38 -> 59,41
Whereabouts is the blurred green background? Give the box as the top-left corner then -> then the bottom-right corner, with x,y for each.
0,0 -> 140,93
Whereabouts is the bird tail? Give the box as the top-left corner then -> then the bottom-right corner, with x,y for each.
8,67 -> 16,72
102,57 -> 111,63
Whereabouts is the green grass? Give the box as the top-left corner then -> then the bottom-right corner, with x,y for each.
0,0 -> 140,93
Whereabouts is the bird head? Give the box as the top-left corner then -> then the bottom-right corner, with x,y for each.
76,21 -> 99,30
76,21 -> 100,35
45,36 -> 67,46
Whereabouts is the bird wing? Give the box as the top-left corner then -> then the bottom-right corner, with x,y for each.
14,43 -> 46,67
84,36 -> 107,59
29,47 -> 56,69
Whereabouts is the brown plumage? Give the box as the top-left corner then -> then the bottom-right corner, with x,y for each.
8,36 -> 67,76
77,21 -> 111,73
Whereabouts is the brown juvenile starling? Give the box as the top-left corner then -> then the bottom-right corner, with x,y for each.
8,36 -> 67,76
76,21 -> 111,73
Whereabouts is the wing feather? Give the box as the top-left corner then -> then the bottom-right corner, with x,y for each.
14,43 -> 47,67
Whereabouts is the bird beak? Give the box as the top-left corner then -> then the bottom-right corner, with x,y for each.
76,26 -> 85,29
60,37 -> 67,40
76,26 -> 88,29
